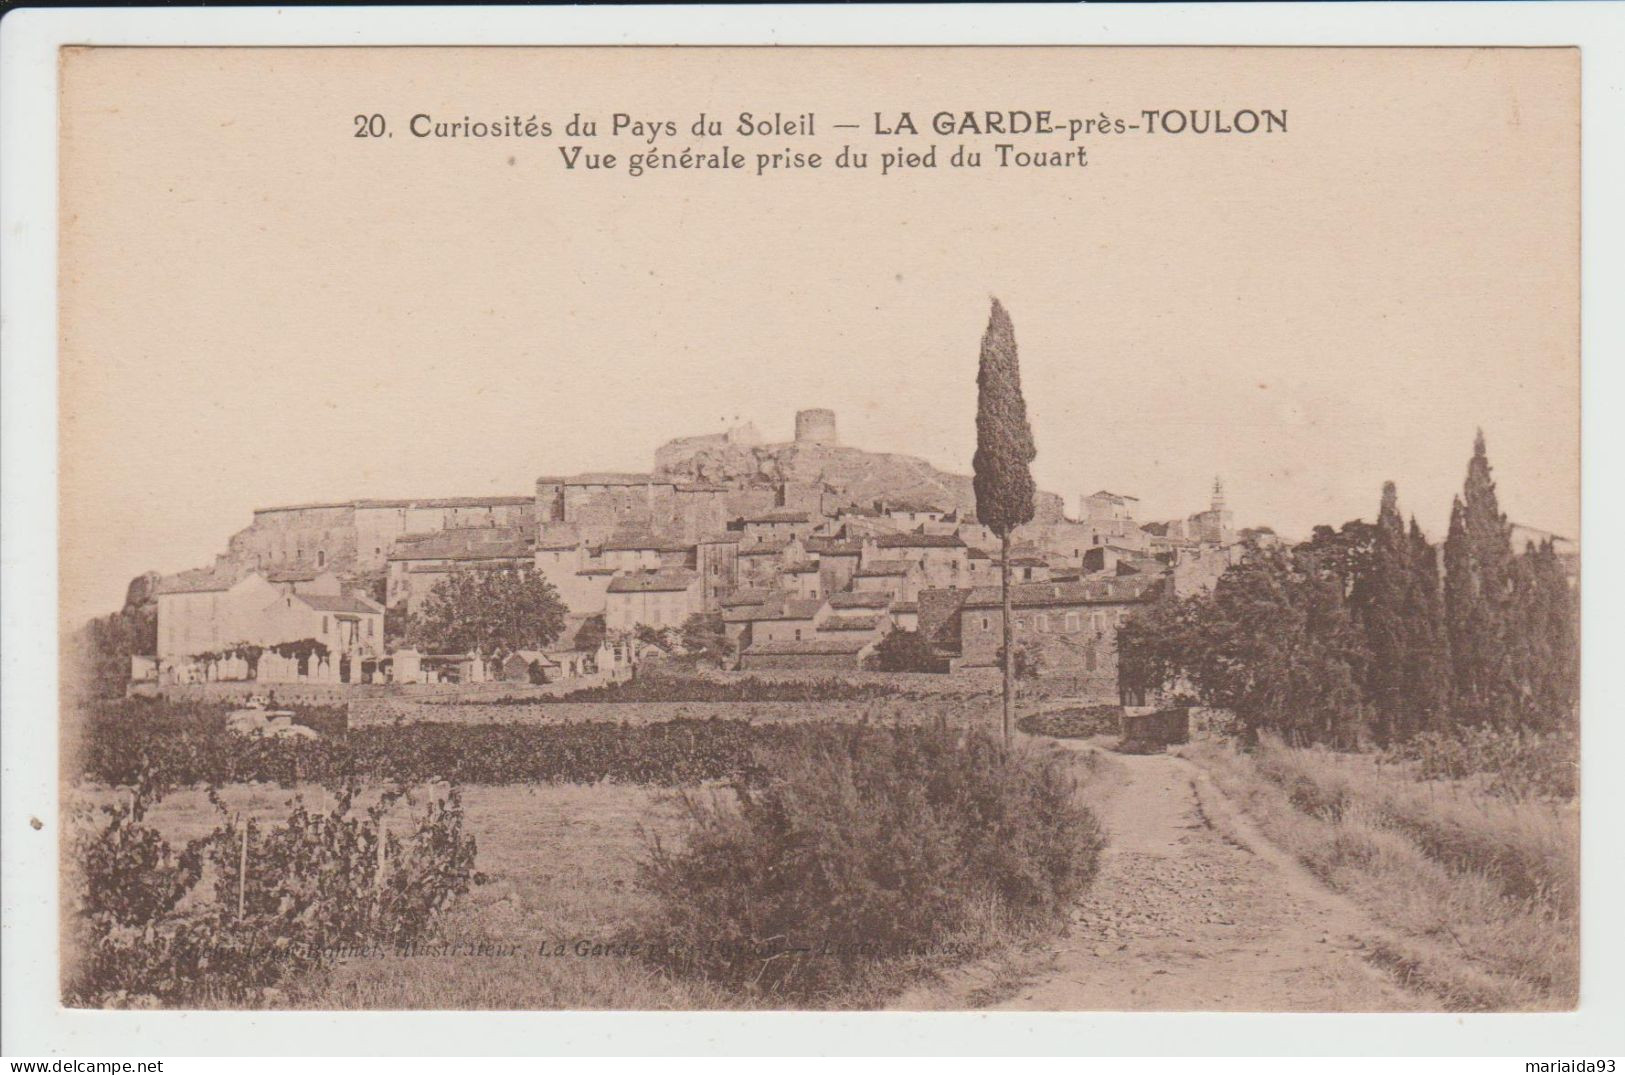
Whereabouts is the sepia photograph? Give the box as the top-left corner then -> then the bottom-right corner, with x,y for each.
6,16 -> 1617,1056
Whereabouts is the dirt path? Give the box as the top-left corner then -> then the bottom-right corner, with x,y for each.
893,745 -> 1438,1012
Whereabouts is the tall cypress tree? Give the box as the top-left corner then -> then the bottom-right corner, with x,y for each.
1358,482 -> 1412,745
1507,538 -> 1579,733
1403,516 -> 1452,736
972,297 -> 1037,744
1443,430 -> 1516,726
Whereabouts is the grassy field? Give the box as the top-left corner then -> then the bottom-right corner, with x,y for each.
73,781 -> 732,1008
1182,736 -> 1579,1010
283,782 -> 738,1009
73,727 -> 1114,1010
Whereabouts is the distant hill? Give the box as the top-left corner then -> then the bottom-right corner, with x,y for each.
653,436 -> 1065,522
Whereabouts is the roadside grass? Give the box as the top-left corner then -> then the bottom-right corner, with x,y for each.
1184,737 -> 1577,1010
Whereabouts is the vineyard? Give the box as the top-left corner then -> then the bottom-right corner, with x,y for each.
74,698 -> 803,789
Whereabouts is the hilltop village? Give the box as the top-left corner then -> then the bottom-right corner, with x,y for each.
143,410 -> 1265,696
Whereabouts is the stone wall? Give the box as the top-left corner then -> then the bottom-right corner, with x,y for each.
130,674 -> 619,708
347,696 -> 995,728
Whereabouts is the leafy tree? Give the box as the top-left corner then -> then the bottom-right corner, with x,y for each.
1117,588 -> 1204,705
870,628 -> 945,673
678,612 -> 729,666
1118,547 -> 1368,747
1300,519 -> 1377,600
635,623 -> 680,653
972,297 -> 1038,743
408,567 -> 565,659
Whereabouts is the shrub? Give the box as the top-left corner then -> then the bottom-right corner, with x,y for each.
638,722 -> 1103,1003
867,629 -> 948,673
64,776 -> 478,1007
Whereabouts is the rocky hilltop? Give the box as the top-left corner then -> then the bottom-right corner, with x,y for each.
652,434 -> 1065,522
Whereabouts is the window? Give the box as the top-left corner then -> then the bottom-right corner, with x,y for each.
1036,614 -> 1049,633
367,619 -> 375,637
1066,612 -> 1080,633
981,616 -> 990,632
1092,612 -> 1105,634
317,550 -> 326,568
322,616 -> 329,633
1086,646 -> 1098,672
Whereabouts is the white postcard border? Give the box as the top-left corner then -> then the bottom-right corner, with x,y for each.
3,2 -> 1622,1058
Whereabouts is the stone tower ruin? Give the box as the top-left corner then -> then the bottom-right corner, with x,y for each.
794,408 -> 838,447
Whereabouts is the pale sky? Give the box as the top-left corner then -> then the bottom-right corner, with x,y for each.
58,47 -> 1579,624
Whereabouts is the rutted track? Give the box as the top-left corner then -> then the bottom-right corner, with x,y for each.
894,745 -> 1440,1011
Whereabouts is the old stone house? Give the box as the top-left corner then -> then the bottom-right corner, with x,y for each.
604,569 -> 702,632
155,569 -> 384,682
739,635 -> 877,671
385,527 -> 534,615
918,574 -> 1163,701
865,531 -> 969,591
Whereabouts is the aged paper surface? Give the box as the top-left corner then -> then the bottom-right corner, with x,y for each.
56,46 -> 1578,1013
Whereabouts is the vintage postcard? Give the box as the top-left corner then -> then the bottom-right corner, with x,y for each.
43,40 -> 1581,1022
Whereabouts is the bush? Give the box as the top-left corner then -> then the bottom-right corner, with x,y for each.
638,722 -> 1104,1003
867,629 -> 948,673
64,777 -> 478,1008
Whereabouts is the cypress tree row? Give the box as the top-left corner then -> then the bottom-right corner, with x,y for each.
1118,429 -> 1576,749
1440,430 -> 1576,733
